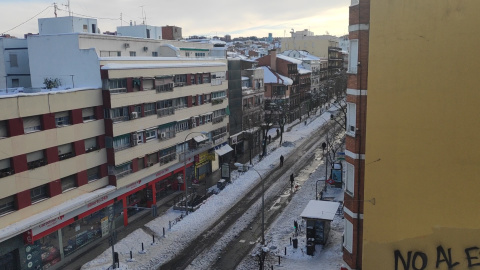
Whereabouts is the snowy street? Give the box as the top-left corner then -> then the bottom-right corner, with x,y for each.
81,105 -> 346,270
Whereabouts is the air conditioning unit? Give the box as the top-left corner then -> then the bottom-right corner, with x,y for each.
143,46 -> 148,51
124,43 -> 130,48
131,112 -> 138,119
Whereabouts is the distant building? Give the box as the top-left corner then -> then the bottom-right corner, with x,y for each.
38,16 -> 99,35
162,25 -> 182,40
117,24 -> 163,40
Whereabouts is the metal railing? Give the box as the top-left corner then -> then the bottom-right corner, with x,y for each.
157,107 -> 175,117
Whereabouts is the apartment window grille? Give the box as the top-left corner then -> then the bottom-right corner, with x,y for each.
27,150 -> 46,170
31,184 -> 48,203
58,143 -> 75,160
0,195 -> 15,215
55,111 -> 71,127
82,107 -> 96,122
23,116 -> 42,133
145,128 -> 157,141
85,137 -> 98,153
61,175 -> 76,192
144,103 -> 156,116
87,166 -> 100,182
113,134 -> 131,151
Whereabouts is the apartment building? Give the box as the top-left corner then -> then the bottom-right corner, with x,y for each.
344,1 -> 480,269
342,0 -> 369,269
0,17 -> 229,269
257,50 -> 311,123
0,37 -> 31,90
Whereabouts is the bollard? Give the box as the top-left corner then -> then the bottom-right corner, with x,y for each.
285,247 -> 286,255
290,237 -> 291,245
152,234 -> 155,243
169,220 -> 172,229
278,256 -> 281,265
163,227 -> 165,237
142,243 -> 144,251
130,251 -> 133,259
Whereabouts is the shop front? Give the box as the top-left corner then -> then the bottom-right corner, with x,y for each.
194,151 -> 213,182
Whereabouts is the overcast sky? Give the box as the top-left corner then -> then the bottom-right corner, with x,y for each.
1,0 -> 349,39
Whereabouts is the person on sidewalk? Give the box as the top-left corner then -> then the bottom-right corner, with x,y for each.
290,173 -> 294,190
268,135 -> 271,143
280,155 -> 284,167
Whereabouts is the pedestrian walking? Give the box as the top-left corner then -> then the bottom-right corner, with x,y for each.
280,155 -> 284,167
294,220 -> 298,234
290,173 -> 294,189
268,135 -> 271,143
276,129 -> 280,137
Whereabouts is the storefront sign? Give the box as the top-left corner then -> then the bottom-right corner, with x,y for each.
23,229 -> 33,245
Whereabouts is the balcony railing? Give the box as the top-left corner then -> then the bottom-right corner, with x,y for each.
212,116 -> 224,124
27,159 -> 47,170
156,83 -> 174,93
110,88 -> 127,94
115,169 -> 132,179
159,153 -> 177,165
174,82 -> 186,87
112,115 -> 129,123
157,107 -> 175,117
212,98 -> 225,105
0,168 -> 14,179
58,152 -> 75,161
211,79 -> 223,86
85,146 -> 99,153
114,144 -> 131,152
144,110 -> 156,117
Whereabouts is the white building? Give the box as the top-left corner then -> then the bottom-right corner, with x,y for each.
38,16 -> 99,35
117,24 -> 163,40
0,37 -> 31,91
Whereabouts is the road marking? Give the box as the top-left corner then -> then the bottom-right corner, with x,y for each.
249,242 -> 255,245
239,240 -> 245,243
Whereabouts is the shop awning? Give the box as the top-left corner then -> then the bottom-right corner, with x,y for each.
300,200 -> 340,221
215,144 -> 233,156
193,134 -> 208,143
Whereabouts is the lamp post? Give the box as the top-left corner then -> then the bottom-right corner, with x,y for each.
181,131 -> 208,215
315,177 -> 325,200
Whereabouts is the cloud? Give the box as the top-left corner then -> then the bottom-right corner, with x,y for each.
1,0 -> 349,38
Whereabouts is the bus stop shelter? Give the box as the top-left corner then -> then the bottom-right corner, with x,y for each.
300,200 -> 340,246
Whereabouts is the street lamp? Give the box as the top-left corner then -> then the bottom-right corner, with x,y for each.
234,163 -> 265,246
181,131 -> 208,215
315,177 -> 325,200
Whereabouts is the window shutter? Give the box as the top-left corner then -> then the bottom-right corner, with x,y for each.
0,159 -> 10,170
27,150 -> 44,162
58,143 -> 73,154
55,111 -> 69,118
82,107 -> 94,118
85,137 -> 97,149
23,116 -> 41,129
0,121 -> 7,138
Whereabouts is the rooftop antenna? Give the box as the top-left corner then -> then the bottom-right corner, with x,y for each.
140,5 -> 146,25
120,13 -> 122,26
54,2 -> 58,17
62,0 -> 72,16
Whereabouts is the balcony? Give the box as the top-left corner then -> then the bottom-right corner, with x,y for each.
110,88 -> 128,94
212,99 -> 225,105
114,144 -> 131,152
179,141 -> 213,162
159,153 -> 177,165
115,169 -> 132,179
157,107 -> 175,117
212,116 -> 225,124
156,83 -> 174,93
112,115 -> 129,123
0,168 -> 14,179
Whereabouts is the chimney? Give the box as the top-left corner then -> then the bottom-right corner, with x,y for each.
269,49 -> 277,71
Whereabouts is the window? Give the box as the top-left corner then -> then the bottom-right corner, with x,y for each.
0,195 -> 15,215
113,134 -> 131,151
9,54 -> 18,67
176,120 -> 189,132
31,185 -> 48,203
108,79 -> 127,90
0,120 -> 7,138
185,52 -> 190,57
23,116 -> 42,133
130,51 -> 136,57
11,78 -> 19,87
27,150 -> 45,170
344,219 -> 353,252
61,175 -> 76,192
345,162 -> 355,195
174,74 -> 187,85
152,51 -> 158,57
58,143 -> 75,160
346,103 -> 356,136
55,111 -> 71,127
0,158 -> 13,178
107,107 -> 129,122
85,137 -> 98,152
144,103 -> 156,116
203,74 -> 211,83
83,24 -> 88,32
212,91 -> 226,99
145,128 -> 157,141
87,166 -> 100,182
143,78 -> 154,90
146,153 -> 157,167
113,163 -> 132,179
158,123 -> 176,140
159,146 -> 176,165
135,131 -> 144,144
348,40 -> 358,74
137,158 -> 145,170
82,107 -> 96,122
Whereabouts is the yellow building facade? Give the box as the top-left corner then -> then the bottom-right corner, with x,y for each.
363,1 -> 480,269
